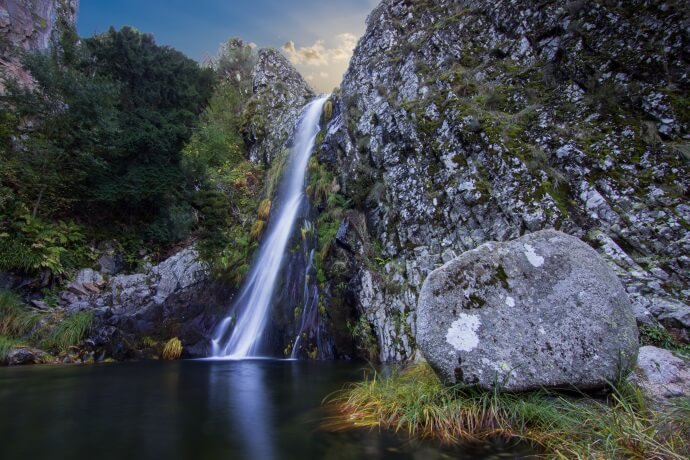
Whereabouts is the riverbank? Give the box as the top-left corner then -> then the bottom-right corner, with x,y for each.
327,363 -> 690,459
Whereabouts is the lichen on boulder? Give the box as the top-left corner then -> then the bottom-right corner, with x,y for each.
417,229 -> 639,391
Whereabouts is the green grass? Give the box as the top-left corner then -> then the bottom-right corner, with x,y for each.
0,335 -> 19,362
326,363 -> 690,459
41,311 -> 93,352
640,324 -> 690,357
0,289 -> 40,338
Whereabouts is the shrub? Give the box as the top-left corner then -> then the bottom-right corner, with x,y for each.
0,211 -> 90,276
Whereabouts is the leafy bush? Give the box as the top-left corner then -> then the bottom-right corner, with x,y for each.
1,25 -> 216,272
0,210 -> 90,275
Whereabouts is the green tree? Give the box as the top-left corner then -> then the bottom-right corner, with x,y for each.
82,27 -> 215,235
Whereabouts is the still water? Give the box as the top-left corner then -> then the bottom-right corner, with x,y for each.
0,360 -> 533,459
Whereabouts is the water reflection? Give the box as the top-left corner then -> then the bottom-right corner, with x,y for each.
0,360 -> 534,459
210,361 -> 275,460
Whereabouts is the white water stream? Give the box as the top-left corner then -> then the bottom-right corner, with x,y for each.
211,96 -> 329,358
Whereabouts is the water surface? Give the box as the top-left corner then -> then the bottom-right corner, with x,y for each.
0,360 -> 533,459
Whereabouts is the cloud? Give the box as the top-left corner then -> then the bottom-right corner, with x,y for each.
282,33 -> 357,67
281,33 -> 359,92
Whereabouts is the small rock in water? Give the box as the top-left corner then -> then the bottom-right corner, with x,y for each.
7,348 -> 37,366
417,229 -> 639,391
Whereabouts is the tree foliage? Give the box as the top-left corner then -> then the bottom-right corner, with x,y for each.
0,26 -> 217,277
0,31 -> 265,278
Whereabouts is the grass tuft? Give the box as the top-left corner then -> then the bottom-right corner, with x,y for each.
42,311 -> 93,352
0,289 -> 40,337
325,363 -> 690,459
162,337 -> 183,360
250,219 -> 266,240
257,199 -> 272,220
0,335 -> 19,362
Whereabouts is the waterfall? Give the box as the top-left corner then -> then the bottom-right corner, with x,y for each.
211,95 -> 329,359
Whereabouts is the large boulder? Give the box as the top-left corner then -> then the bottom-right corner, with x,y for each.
417,229 -> 639,391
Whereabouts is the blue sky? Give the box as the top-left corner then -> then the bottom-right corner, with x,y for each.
77,0 -> 379,91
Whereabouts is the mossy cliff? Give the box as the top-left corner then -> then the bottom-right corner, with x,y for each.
315,0 -> 689,361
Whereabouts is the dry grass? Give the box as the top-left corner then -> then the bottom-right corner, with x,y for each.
250,219 -> 266,240
257,199 -> 272,220
162,337 -> 183,360
325,363 -> 690,459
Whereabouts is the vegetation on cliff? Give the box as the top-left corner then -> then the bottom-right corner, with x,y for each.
1,24 -> 218,278
0,22 -> 272,289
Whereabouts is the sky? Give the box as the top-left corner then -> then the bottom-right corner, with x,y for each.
77,0 -> 380,92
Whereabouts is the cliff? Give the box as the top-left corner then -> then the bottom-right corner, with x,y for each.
318,0 -> 690,361
243,48 -> 316,165
0,0 -> 78,51
0,0 -> 78,88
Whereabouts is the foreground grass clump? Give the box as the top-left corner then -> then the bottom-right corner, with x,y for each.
42,311 -> 93,352
327,363 -> 690,459
162,337 -> 183,360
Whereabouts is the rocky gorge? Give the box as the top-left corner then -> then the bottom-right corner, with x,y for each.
1,0 -> 689,403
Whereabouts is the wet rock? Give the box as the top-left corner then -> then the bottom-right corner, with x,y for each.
4,347 -> 47,366
6,348 -> 36,365
151,247 -> 207,304
73,246 -> 224,360
631,346 -> 690,404
417,229 -> 639,391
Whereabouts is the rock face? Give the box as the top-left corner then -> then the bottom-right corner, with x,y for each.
1,0 -> 79,89
316,0 -> 690,362
0,0 -> 78,51
416,229 -> 639,391
631,346 -> 690,404
62,247 -> 231,359
243,48 -> 315,165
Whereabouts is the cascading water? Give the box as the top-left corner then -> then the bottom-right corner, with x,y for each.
211,95 -> 329,359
